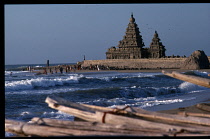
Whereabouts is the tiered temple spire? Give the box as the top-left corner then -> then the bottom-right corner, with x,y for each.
117,13 -> 145,48
149,31 -> 166,58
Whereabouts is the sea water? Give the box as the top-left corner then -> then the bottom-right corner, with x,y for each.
5,64 -> 210,137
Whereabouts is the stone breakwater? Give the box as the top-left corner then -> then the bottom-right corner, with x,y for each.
82,58 -> 187,70
82,56 -> 210,70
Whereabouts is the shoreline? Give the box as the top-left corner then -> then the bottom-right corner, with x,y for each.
32,68 -> 210,74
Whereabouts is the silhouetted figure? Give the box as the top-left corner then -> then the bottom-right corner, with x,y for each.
65,66 -> 68,73
54,67 -> 57,73
59,66 -> 63,74
50,68 -> 53,74
43,68 -> 47,75
47,60 -> 49,67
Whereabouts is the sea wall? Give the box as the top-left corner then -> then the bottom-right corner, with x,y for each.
82,58 -> 188,69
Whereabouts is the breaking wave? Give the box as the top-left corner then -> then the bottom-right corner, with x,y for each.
178,81 -> 208,93
5,72 -> 162,92
5,76 -> 80,92
17,110 -> 74,121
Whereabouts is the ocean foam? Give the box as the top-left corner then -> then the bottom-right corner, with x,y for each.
121,86 -> 181,98
140,98 -> 184,108
193,70 -> 210,77
84,72 -> 161,82
178,81 -> 207,93
5,76 -> 79,92
15,110 -> 74,122
5,71 -> 29,76
84,95 -> 188,109
41,111 -> 74,120
35,65 -> 43,67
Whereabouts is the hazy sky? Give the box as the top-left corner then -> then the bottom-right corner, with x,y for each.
5,3 -> 210,65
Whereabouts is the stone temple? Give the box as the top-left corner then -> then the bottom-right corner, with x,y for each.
106,13 -> 166,59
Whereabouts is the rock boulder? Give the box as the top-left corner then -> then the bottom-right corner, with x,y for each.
181,50 -> 209,69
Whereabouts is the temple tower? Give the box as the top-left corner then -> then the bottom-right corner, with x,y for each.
117,13 -> 145,49
106,13 -> 145,59
106,14 -> 167,59
149,31 -> 166,58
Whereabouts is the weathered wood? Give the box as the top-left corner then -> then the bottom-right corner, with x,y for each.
5,119 -> 167,136
46,96 -> 210,126
45,96 -> 210,133
125,106 -> 210,126
31,117 -> 210,137
178,111 -> 210,118
6,119 -> 74,137
83,103 -> 210,126
45,96 -> 97,112
95,111 -> 210,133
196,103 -> 210,112
81,103 -> 113,111
45,97 -> 97,122
162,70 -> 210,88
31,117 -> 166,135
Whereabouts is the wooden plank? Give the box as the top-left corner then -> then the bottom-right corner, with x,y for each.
178,111 -> 210,118
45,96 -> 97,112
5,119 -> 167,136
46,96 -> 210,126
5,118 -> 210,137
196,103 -> 210,112
81,103 -> 113,112
94,111 -> 210,134
31,117 -> 210,137
82,103 -> 210,126
45,96 -> 97,122
45,96 -> 210,133
31,117 -> 166,135
5,119 -> 74,137
162,70 -> 210,88
124,106 -> 210,126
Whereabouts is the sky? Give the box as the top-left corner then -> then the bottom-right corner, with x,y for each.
5,3 -> 210,65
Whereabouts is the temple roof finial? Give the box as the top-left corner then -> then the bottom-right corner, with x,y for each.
154,30 -> 159,37
130,12 -> 135,23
